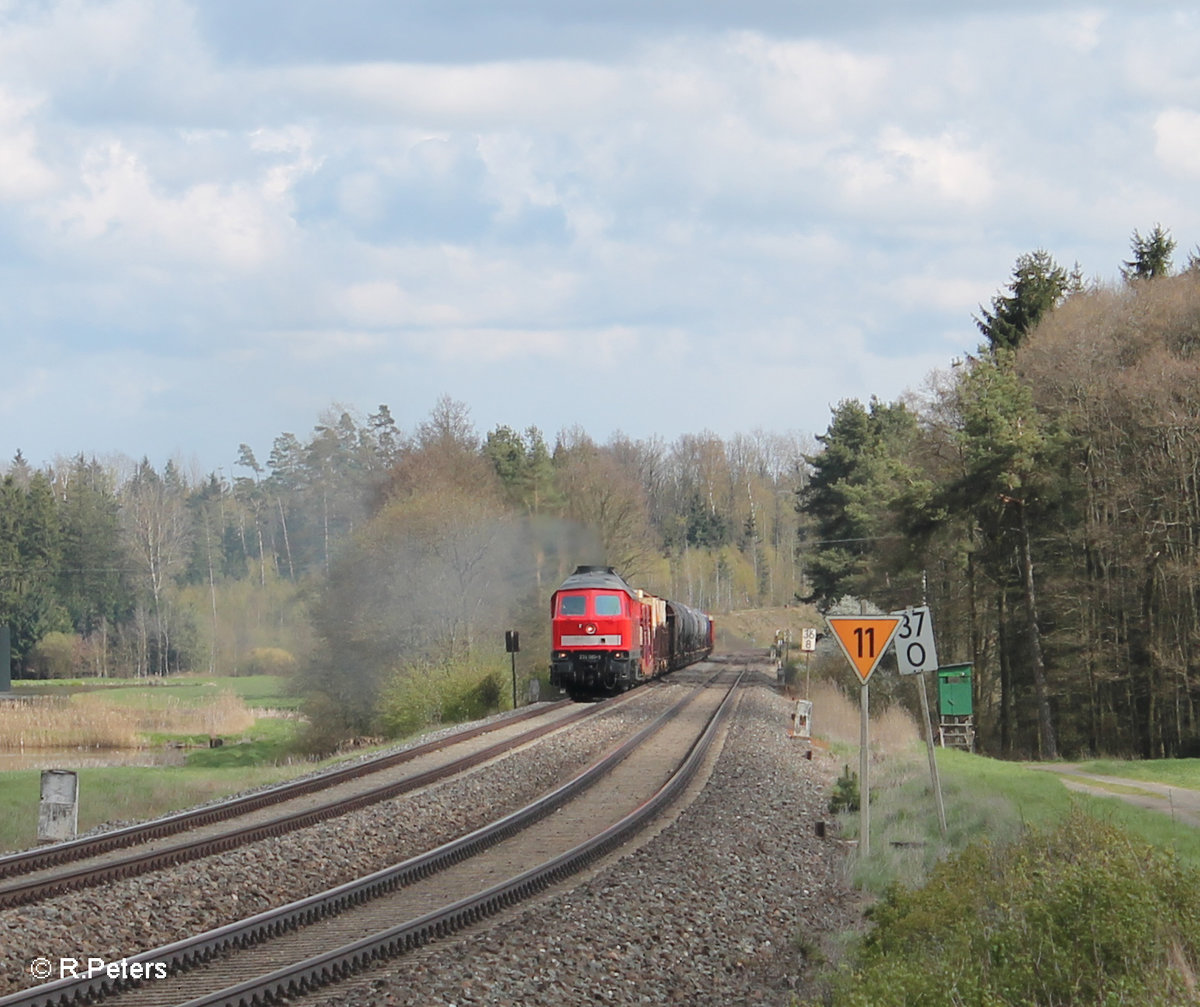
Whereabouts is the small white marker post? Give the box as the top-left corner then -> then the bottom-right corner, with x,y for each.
825,615 -> 901,856
801,626 -> 817,698
37,770 -> 78,844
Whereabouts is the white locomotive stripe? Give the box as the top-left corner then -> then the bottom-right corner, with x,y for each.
560,635 -> 623,646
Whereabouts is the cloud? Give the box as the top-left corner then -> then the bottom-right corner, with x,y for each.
44,141 -> 281,268
1154,107 -> 1200,179
1,1 -> 1199,472
0,90 -> 55,200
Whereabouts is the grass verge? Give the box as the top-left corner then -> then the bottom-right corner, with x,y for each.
0,760 -> 318,854
812,741 -> 1200,1004
834,746 -> 1200,895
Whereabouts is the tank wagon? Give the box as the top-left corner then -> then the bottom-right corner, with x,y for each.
549,565 -> 713,699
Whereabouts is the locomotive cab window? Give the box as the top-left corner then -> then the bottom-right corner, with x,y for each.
559,595 -> 587,616
594,594 -> 622,616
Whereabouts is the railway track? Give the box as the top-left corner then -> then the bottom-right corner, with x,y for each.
0,693 -> 644,910
2,666 -> 743,1007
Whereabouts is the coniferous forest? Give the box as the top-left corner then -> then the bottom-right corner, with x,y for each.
5,226 -> 1200,759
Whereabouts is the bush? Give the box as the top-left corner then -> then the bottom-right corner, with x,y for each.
379,659 -> 507,738
827,809 -> 1200,1006
829,765 -> 860,814
293,693 -> 356,757
27,632 -> 79,678
242,647 -> 298,677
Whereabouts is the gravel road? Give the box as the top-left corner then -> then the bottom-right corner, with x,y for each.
1030,763 -> 1200,827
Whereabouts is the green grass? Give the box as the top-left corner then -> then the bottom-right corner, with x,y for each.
0,759 -> 320,854
183,717 -> 302,767
818,748 -> 1200,1005
1056,772 -> 1162,796
0,675 -> 312,852
839,746 -> 1200,895
825,810 -> 1200,1007
11,674 -> 303,710
1075,756 -> 1200,789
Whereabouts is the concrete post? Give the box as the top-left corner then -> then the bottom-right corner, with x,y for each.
38,770 -> 79,844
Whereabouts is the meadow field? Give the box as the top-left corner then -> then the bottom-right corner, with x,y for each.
0,675 -> 312,851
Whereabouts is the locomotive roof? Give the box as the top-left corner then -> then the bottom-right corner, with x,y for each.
555,565 -> 638,596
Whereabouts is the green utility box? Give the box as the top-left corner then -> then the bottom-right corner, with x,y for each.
937,664 -> 973,717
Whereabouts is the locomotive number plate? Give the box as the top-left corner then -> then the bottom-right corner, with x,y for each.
560,635 -> 623,646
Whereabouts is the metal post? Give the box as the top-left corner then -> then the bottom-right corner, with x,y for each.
917,571 -> 947,835
0,625 -> 9,692
504,629 -> 520,709
918,673 -> 947,835
860,680 -> 870,856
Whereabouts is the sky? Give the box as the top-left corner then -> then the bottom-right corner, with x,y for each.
2,0 -> 1199,476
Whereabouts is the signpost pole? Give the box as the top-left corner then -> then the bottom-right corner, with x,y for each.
825,614 -> 901,860
860,680 -> 869,855
918,673 -> 947,835
891,605 -> 948,837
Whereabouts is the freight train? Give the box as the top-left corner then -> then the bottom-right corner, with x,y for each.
549,566 -> 713,699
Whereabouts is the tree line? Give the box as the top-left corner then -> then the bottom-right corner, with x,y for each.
0,400 -> 810,697
798,226 -> 1200,759
13,225 -> 1195,757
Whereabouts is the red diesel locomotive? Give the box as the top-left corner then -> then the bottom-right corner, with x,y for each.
549,565 -> 713,698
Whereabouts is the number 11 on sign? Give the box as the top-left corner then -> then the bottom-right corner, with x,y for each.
825,615 -> 902,858
826,616 -> 901,684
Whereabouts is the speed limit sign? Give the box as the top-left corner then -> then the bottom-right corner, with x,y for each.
891,606 -> 938,675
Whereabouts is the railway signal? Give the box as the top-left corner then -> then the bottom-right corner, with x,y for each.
505,630 -> 520,708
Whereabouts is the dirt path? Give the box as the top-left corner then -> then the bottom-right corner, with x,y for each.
1030,764 -> 1200,827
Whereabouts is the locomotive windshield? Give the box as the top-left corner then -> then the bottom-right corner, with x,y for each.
559,595 -> 586,616
593,594 -> 622,616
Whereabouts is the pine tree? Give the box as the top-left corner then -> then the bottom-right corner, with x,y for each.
1122,224 -> 1175,281
976,250 -> 1068,352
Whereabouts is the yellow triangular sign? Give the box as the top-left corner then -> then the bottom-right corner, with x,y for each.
826,616 -> 902,684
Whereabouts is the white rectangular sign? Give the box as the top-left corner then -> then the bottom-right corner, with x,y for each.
891,606 -> 938,675
559,635 -> 623,646
801,627 -> 817,652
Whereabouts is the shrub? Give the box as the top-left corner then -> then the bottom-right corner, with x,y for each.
379,659 -> 507,738
827,809 -> 1200,1006
829,765 -> 860,814
27,632 -> 79,678
293,693 -> 355,757
242,647 -> 298,677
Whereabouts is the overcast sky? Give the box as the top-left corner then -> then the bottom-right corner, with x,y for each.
2,1 -> 1198,475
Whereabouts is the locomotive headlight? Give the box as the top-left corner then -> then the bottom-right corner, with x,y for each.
584,624 -> 596,635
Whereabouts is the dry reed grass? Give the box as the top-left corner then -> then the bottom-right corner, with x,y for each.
0,691 -> 255,749
805,678 -> 920,754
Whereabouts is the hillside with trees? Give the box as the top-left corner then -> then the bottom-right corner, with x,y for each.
798,227 -> 1200,760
